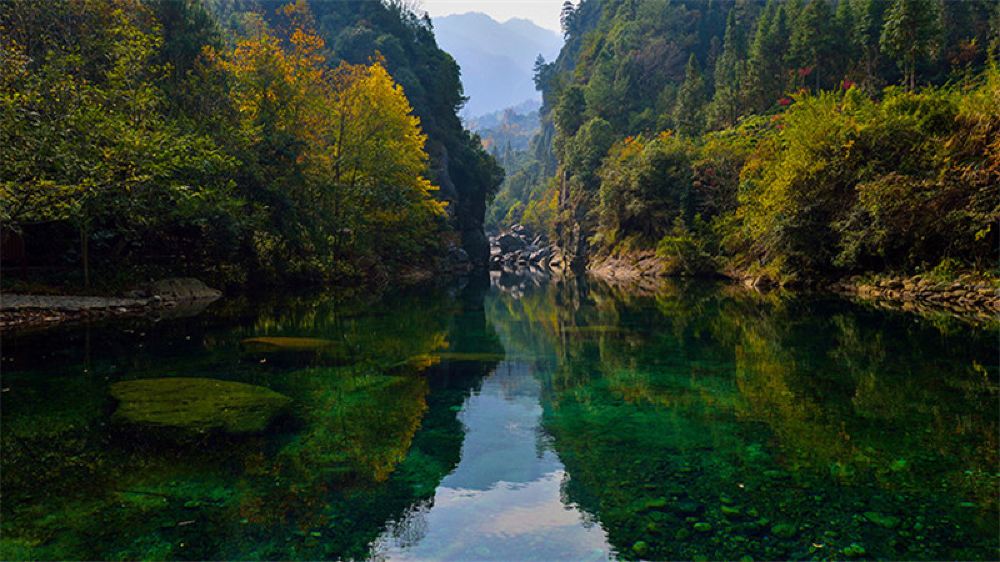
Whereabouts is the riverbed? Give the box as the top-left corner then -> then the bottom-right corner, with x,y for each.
1,275 -> 997,560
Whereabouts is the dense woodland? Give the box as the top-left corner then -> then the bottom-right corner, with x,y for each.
495,0 -> 999,283
0,0 -> 502,289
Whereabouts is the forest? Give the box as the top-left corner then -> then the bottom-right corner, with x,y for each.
1,0 -> 503,290
496,0 -> 999,284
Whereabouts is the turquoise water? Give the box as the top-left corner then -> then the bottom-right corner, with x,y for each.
1,276 -> 997,560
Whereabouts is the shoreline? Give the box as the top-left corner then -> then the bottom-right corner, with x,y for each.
588,252 -> 999,324
0,278 -> 224,334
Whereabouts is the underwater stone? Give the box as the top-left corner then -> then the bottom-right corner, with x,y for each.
693,522 -> 712,532
676,500 -> 703,515
864,511 -> 900,529
632,541 -> 649,556
643,497 -> 668,511
721,505 -> 741,517
111,377 -> 292,434
241,336 -> 339,351
842,543 -> 866,558
770,523 -> 797,538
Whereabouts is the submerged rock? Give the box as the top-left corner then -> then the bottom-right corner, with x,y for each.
770,523 -> 798,538
241,336 -> 339,351
863,511 -> 900,529
110,377 -> 291,434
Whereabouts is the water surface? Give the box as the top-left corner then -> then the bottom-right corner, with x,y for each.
1,276 -> 997,560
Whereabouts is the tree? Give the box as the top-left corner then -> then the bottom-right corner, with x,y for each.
746,0 -> 789,112
787,0 -> 837,90
553,84 -> 587,135
708,6 -> 753,128
673,54 -> 707,136
880,0 -> 940,90
853,0 -> 889,92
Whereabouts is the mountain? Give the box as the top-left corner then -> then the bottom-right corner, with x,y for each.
432,12 -> 562,117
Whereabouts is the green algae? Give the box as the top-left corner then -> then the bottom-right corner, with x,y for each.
111,377 -> 292,434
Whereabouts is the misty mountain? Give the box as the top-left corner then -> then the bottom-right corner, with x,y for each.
432,12 -> 562,117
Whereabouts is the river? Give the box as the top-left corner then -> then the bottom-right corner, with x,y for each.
1,274 -> 997,560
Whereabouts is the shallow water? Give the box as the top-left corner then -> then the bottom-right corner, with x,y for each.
1,276 -> 997,561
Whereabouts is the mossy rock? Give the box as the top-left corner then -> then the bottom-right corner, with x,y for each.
241,336 -> 340,352
110,378 -> 291,434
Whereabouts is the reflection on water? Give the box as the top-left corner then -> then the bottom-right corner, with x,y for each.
1,276 -> 997,560
374,362 -> 611,561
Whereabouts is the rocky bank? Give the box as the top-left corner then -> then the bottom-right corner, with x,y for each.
488,224 -> 566,272
0,278 -> 222,332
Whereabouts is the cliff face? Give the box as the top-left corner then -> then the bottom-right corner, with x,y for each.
429,139 -> 502,269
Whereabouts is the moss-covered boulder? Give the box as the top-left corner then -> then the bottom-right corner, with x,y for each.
110,378 -> 291,434
241,336 -> 339,351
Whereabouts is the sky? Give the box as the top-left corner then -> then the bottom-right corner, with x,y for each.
418,0 -> 566,33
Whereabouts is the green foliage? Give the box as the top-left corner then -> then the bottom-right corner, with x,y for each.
732,73 -> 999,278
655,215 -> 717,276
1,0 -> 502,287
673,54 -> 707,137
880,0 -> 941,90
597,132 -> 693,247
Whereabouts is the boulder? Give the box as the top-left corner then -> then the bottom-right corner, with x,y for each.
145,278 -> 221,301
110,377 -> 291,434
241,336 -> 338,351
497,233 -> 526,253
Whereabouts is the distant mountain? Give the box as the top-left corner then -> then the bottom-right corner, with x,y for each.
432,12 -> 562,117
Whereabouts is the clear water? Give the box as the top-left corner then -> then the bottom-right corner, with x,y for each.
1,276 -> 997,561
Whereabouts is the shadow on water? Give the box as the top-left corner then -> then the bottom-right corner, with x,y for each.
1,274 -> 997,560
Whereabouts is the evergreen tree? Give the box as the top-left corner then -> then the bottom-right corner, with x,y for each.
787,0 -> 837,90
673,54 -> 707,136
746,0 -> 789,111
853,0 -> 889,92
880,0 -> 940,90
708,5 -> 752,128
833,0 -> 859,82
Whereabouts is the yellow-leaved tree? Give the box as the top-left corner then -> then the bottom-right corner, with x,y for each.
209,7 -> 444,279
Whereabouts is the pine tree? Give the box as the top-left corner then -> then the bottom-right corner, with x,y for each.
853,0 -> 889,92
673,54 -> 707,136
787,0 -> 837,90
708,5 -> 752,128
833,0 -> 859,82
880,0 -> 940,90
747,0 -> 789,111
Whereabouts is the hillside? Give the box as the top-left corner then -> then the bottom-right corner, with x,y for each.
503,0 -> 999,284
433,12 -> 562,116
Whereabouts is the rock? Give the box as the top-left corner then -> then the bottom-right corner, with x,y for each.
721,505 -> 741,518
445,246 -> 471,271
145,278 -> 221,301
842,543 -> 866,558
642,497 -> 668,511
676,500 -> 703,515
241,337 -> 339,351
111,377 -> 291,434
632,541 -> 649,556
693,522 -> 712,533
497,233 -> 526,253
863,511 -> 900,529
770,523 -> 797,538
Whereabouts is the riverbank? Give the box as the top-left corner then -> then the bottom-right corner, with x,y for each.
0,278 -> 222,333
587,251 -> 999,324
